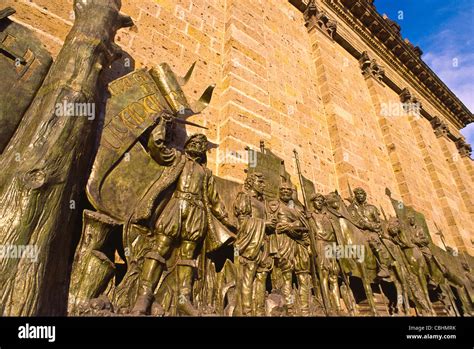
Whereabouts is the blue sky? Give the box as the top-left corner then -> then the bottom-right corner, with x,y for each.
373,0 -> 474,144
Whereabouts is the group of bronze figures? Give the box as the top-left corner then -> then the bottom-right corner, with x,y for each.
1,1 -> 471,318
69,121 -> 473,317
64,41 -> 472,319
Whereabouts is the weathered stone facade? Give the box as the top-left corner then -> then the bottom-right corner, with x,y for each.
5,0 -> 472,255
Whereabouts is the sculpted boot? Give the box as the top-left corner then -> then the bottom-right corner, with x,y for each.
131,255 -> 165,315
131,234 -> 171,315
240,259 -> 258,316
176,271 -> 199,316
177,241 -> 199,316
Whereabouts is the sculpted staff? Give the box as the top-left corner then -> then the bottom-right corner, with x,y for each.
233,172 -> 274,316
131,133 -> 233,315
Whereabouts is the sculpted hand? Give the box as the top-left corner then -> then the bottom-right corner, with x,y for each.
276,222 -> 292,232
221,217 -> 236,232
265,217 -> 277,229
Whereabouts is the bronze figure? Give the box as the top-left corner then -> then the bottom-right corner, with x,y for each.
348,188 -> 392,281
307,194 -> 342,315
130,133 -> 234,316
233,172 -> 273,316
269,182 -> 312,316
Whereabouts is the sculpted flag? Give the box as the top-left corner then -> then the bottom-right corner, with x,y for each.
86,68 -> 171,222
247,147 -> 289,199
86,63 -> 218,224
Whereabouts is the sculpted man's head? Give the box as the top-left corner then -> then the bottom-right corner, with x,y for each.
245,172 -> 265,195
185,134 -> 208,159
387,217 -> 401,236
311,193 -> 326,211
279,182 -> 293,203
354,187 -> 367,204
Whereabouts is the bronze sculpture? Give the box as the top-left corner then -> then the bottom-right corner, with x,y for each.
348,187 -> 392,281
233,172 -> 273,316
0,0 -> 133,316
0,7 -> 52,154
0,0 -> 472,319
385,217 -> 435,315
268,182 -> 312,316
324,191 -> 379,315
307,194 -> 342,315
130,133 -> 234,315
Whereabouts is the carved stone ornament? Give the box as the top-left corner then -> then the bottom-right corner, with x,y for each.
304,0 -> 337,39
456,139 -> 472,158
359,51 -> 385,82
430,116 -> 449,138
399,87 -> 422,114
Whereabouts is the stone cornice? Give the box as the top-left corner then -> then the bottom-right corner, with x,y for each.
327,0 -> 472,128
289,0 -> 473,131
455,139 -> 472,158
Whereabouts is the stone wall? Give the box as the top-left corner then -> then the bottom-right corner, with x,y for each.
4,0 -> 473,254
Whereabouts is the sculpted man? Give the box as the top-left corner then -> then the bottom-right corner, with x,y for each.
307,193 -> 342,315
131,133 -> 233,315
269,182 -> 312,316
348,187 -> 391,280
233,172 -> 274,316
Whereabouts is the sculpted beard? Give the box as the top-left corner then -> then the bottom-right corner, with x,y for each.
185,141 -> 206,159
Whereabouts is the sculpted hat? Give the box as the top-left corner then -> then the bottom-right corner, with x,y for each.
311,193 -> 326,202
184,133 -> 208,148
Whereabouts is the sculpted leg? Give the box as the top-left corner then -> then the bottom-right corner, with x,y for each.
340,282 -> 356,315
417,266 -> 435,315
329,273 -> 341,314
254,271 -> 268,316
297,273 -> 311,316
239,259 -> 258,315
281,270 -> 294,313
358,263 -> 378,316
319,269 -> 332,313
177,240 -> 199,316
132,234 -> 172,315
